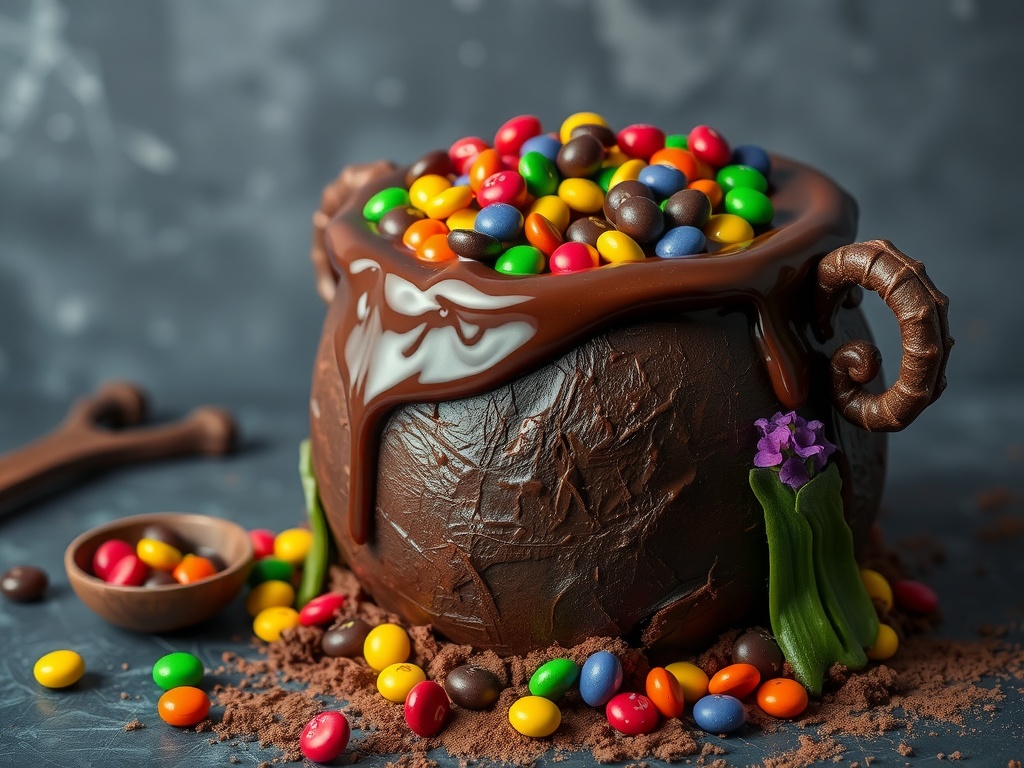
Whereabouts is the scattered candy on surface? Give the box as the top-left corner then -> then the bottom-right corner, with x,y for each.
298,592 -> 347,626
248,529 -> 276,560
756,678 -> 808,719
322,618 -> 372,658
377,662 -> 426,703
708,663 -> 761,700
300,710 -> 350,763
405,680 -> 451,737
579,651 -> 623,707
645,667 -> 685,718
363,623 -> 411,671
157,686 -> 211,727
867,623 -> 899,660
1,565 -> 48,602
253,605 -> 300,643
444,664 -> 504,710
732,630 -> 784,682
245,579 -> 296,617
528,658 -> 580,702
860,568 -> 894,612
892,579 -> 939,615
508,695 -> 561,738
152,652 -> 204,691
33,649 -> 85,688
605,692 -> 660,736
692,694 -> 746,734
273,528 -> 313,566
666,661 -> 709,703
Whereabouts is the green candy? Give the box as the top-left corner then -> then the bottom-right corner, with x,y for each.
152,652 -> 204,691
596,166 -> 617,192
528,658 -> 580,701
716,164 -> 768,194
664,133 -> 688,149
248,557 -> 294,586
725,187 -> 774,226
495,245 -> 545,276
518,152 -> 559,198
363,187 -> 410,223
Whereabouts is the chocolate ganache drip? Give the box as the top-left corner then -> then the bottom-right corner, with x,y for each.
322,156 -> 858,545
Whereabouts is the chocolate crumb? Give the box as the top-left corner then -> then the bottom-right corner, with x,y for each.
120,662 -> 130,671
897,743 -> 914,757
229,757 -> 241,765
120,692 -> 130,700
122,719 -> 144,732
1008,760 -> 1022,768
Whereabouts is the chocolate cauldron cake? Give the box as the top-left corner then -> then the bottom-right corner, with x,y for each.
307,139 -> 950,657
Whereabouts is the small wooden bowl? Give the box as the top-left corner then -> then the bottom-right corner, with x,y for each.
65,512 -> 253,632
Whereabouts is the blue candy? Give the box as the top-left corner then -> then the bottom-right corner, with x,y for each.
731,144 -> 771,178
474,203 -> 524,242
638,164 -> 687,200
454,174 -> 471,187
692,694 -> 746,734
519,134 -> 562,163
579,651 -> 623,707
655,226 -> 706,258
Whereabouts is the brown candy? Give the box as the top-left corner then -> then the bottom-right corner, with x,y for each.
663,188 -> 713,229
556,135 -> 605,179
569,123 -> 617,148
144,570 -> 178,588
447,230 -> 503,262
193,545 -> 226,572
603,180 -> 655,221
378,206 -> 425,241
566,216 -> 615,248
405,150 -> 454,187
732,629 -> 784,681
141,523 -> 184,551
613,196 -> 664,243
444,664 -> 503,710
1,565 -> 48,602
321,618 -> 371,658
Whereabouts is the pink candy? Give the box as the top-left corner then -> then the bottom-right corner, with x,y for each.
107,554 -> 149,587
477,171 -> 527,208
605,692 -> 660,735
299,593 -> 347,626
892,579 -> 939,615
550,242 -> 600,274
92,539 -> 135,581
249,529 -> 275,560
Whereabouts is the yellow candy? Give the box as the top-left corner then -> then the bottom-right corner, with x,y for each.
245,579 -> 295,617
867,623 -> 899,660
409,174 -> 452,211
704,213 -> 754,244
446,207 -> 479,231
607,159 -> 647,189
508,695 -> 561,737
274,528 -> 313,565
376,662 -> 426,703
601,145 -> 629,169
34,650 -> 85,689
559,111 -> 607,144
596,230 -> 645,264
665,661 -> 709,704
363,623 -> 411,671
859,568 -> 893,612
253,606 -> 299,642
425,186 -> 474,220
557,178 -> 604,214
528,196 -> 570,233
136,538 -> 183,571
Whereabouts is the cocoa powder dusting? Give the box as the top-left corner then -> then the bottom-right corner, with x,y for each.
209,565 -> 1024,765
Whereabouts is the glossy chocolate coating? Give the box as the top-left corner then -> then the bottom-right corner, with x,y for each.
603,180 -> 655,221
614,196 -> 665,243
556,135 -> 605,178
1,565 -> 48,602
664,188 -> 713,229
447,230 -> 503,262
405,150 -> 453,187
444,664 -> 503,710
378,206 -> 424,241
141,523 -> 185,551
732,629 -> 784,681
321,618 -> 371,658
566,216 -> 615,247
570,123 -> 617,148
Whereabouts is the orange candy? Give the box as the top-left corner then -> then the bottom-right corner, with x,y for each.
524,212 -> 564,256
469,149 -> 503,192
417,233 -> 457,263
649,147 -> 702,182
688,179 -> 723,209
645,667 -> 685,718
158,686 -> 211,726
756,678 -> 809,719
172,554 -> 217,585
403,219 -> 449,252
707,663 -> 760,700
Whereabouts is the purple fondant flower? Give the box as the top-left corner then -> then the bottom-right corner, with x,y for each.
753,411 -> 837,489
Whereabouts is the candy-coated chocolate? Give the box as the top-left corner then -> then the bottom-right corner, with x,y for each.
664,133 -> 688,149
425,186 -> 475,220
687,125 -> 731,167
417,232 -> 458,263
469,149 -> 503,192
692,694 -> 746,734
508,695 -> 561,737
403,218 -> 449,252
92,538 -> 135,580
731,144 -> 771,177
518,152 -> 559,199
597,230 -> 645,263
410,174 -> 452,210
725,187 -> 774,226
527,196 -> 570,233
859,568 -> 893,612
140,523 -> 184,551
570,122 -> 617,148
253,605 -> 300,642
453,174 -> 470,187
519,134 -> 561,163
299,592 -> 347,626
34,650 -> 85,688
557,178 -> 604,213
144,571 -> 178,588
274,528 -> 313,565
688,178 -> 723,209
446,207 -> 479,231
1,565 -> 48,602
614,195 -> 664,243
566,216 -> 615,248
549,242 -> 599,274
152,651 -> 204,691
248,557 -> 294,586
192,546 -> 226,573
301,710 -> 350,762
649,147 -> 701,181
607,158 -> 647,190
645,667 -> 685,718
448,229 -> 503,262
556,134 -> 605,178
756,678 -> 808,719
405,680 -> 451,737
732,630 -> 784,682
666,661 -> 709,703
449,136 -> 490,175
495,245 -> 545,276
892,579 -> 939,615
322,618 -> 372,658
559,111 -> 607,144
579,651 -> 622,707
406,150 -> 454,187
716,164 -> 768,194
363,623 -> 411,671
445,664 -> 504,710
248,529 -> 276,560
474,203 -> 524,242
704,213 -> 754,244
867,623 -> 899,660
477,170 -> 527,208
377,662 -> 426,703
172,554 -> 216,585
528,658 -> 580,701
638,164 -> 687,200
108,554 -> 149,586
617,123 -> 665,160
604,179 -> 655,220
605,692 -> 659,735
708,663 -> 761,699
363,187 -> 410,223
246,579 -> 295,617
136,538 -> 183,571
495,114 -> 542,156
524,212 -> 564,256
158,686 -> 211,727
596,166 -> 617,192
663,188 -> 712,229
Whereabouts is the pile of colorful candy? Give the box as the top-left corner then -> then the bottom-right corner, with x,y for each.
90,522 -> 226,587
361,112 -> 775,275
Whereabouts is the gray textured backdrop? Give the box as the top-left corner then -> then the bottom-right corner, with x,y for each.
1,0 -> 1021,482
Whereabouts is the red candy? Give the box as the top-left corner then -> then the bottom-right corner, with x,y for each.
687,125 -> 731,168
300,710 -> 350,763
549,242 -> 599,274
605,692 -> 660,735
92,539 -> 135,581
299,593 -> 347,626
249,529 -> 275,560
449,136 -> 490,176
404,680 -> 451,737
617,123 -> 666,160
494,114 -> 542,157
892,579 -> 939,615
107,554 -> 149,587
477,171 -> 527,208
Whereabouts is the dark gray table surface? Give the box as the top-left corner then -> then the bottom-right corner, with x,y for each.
2,1 -> 1023,765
